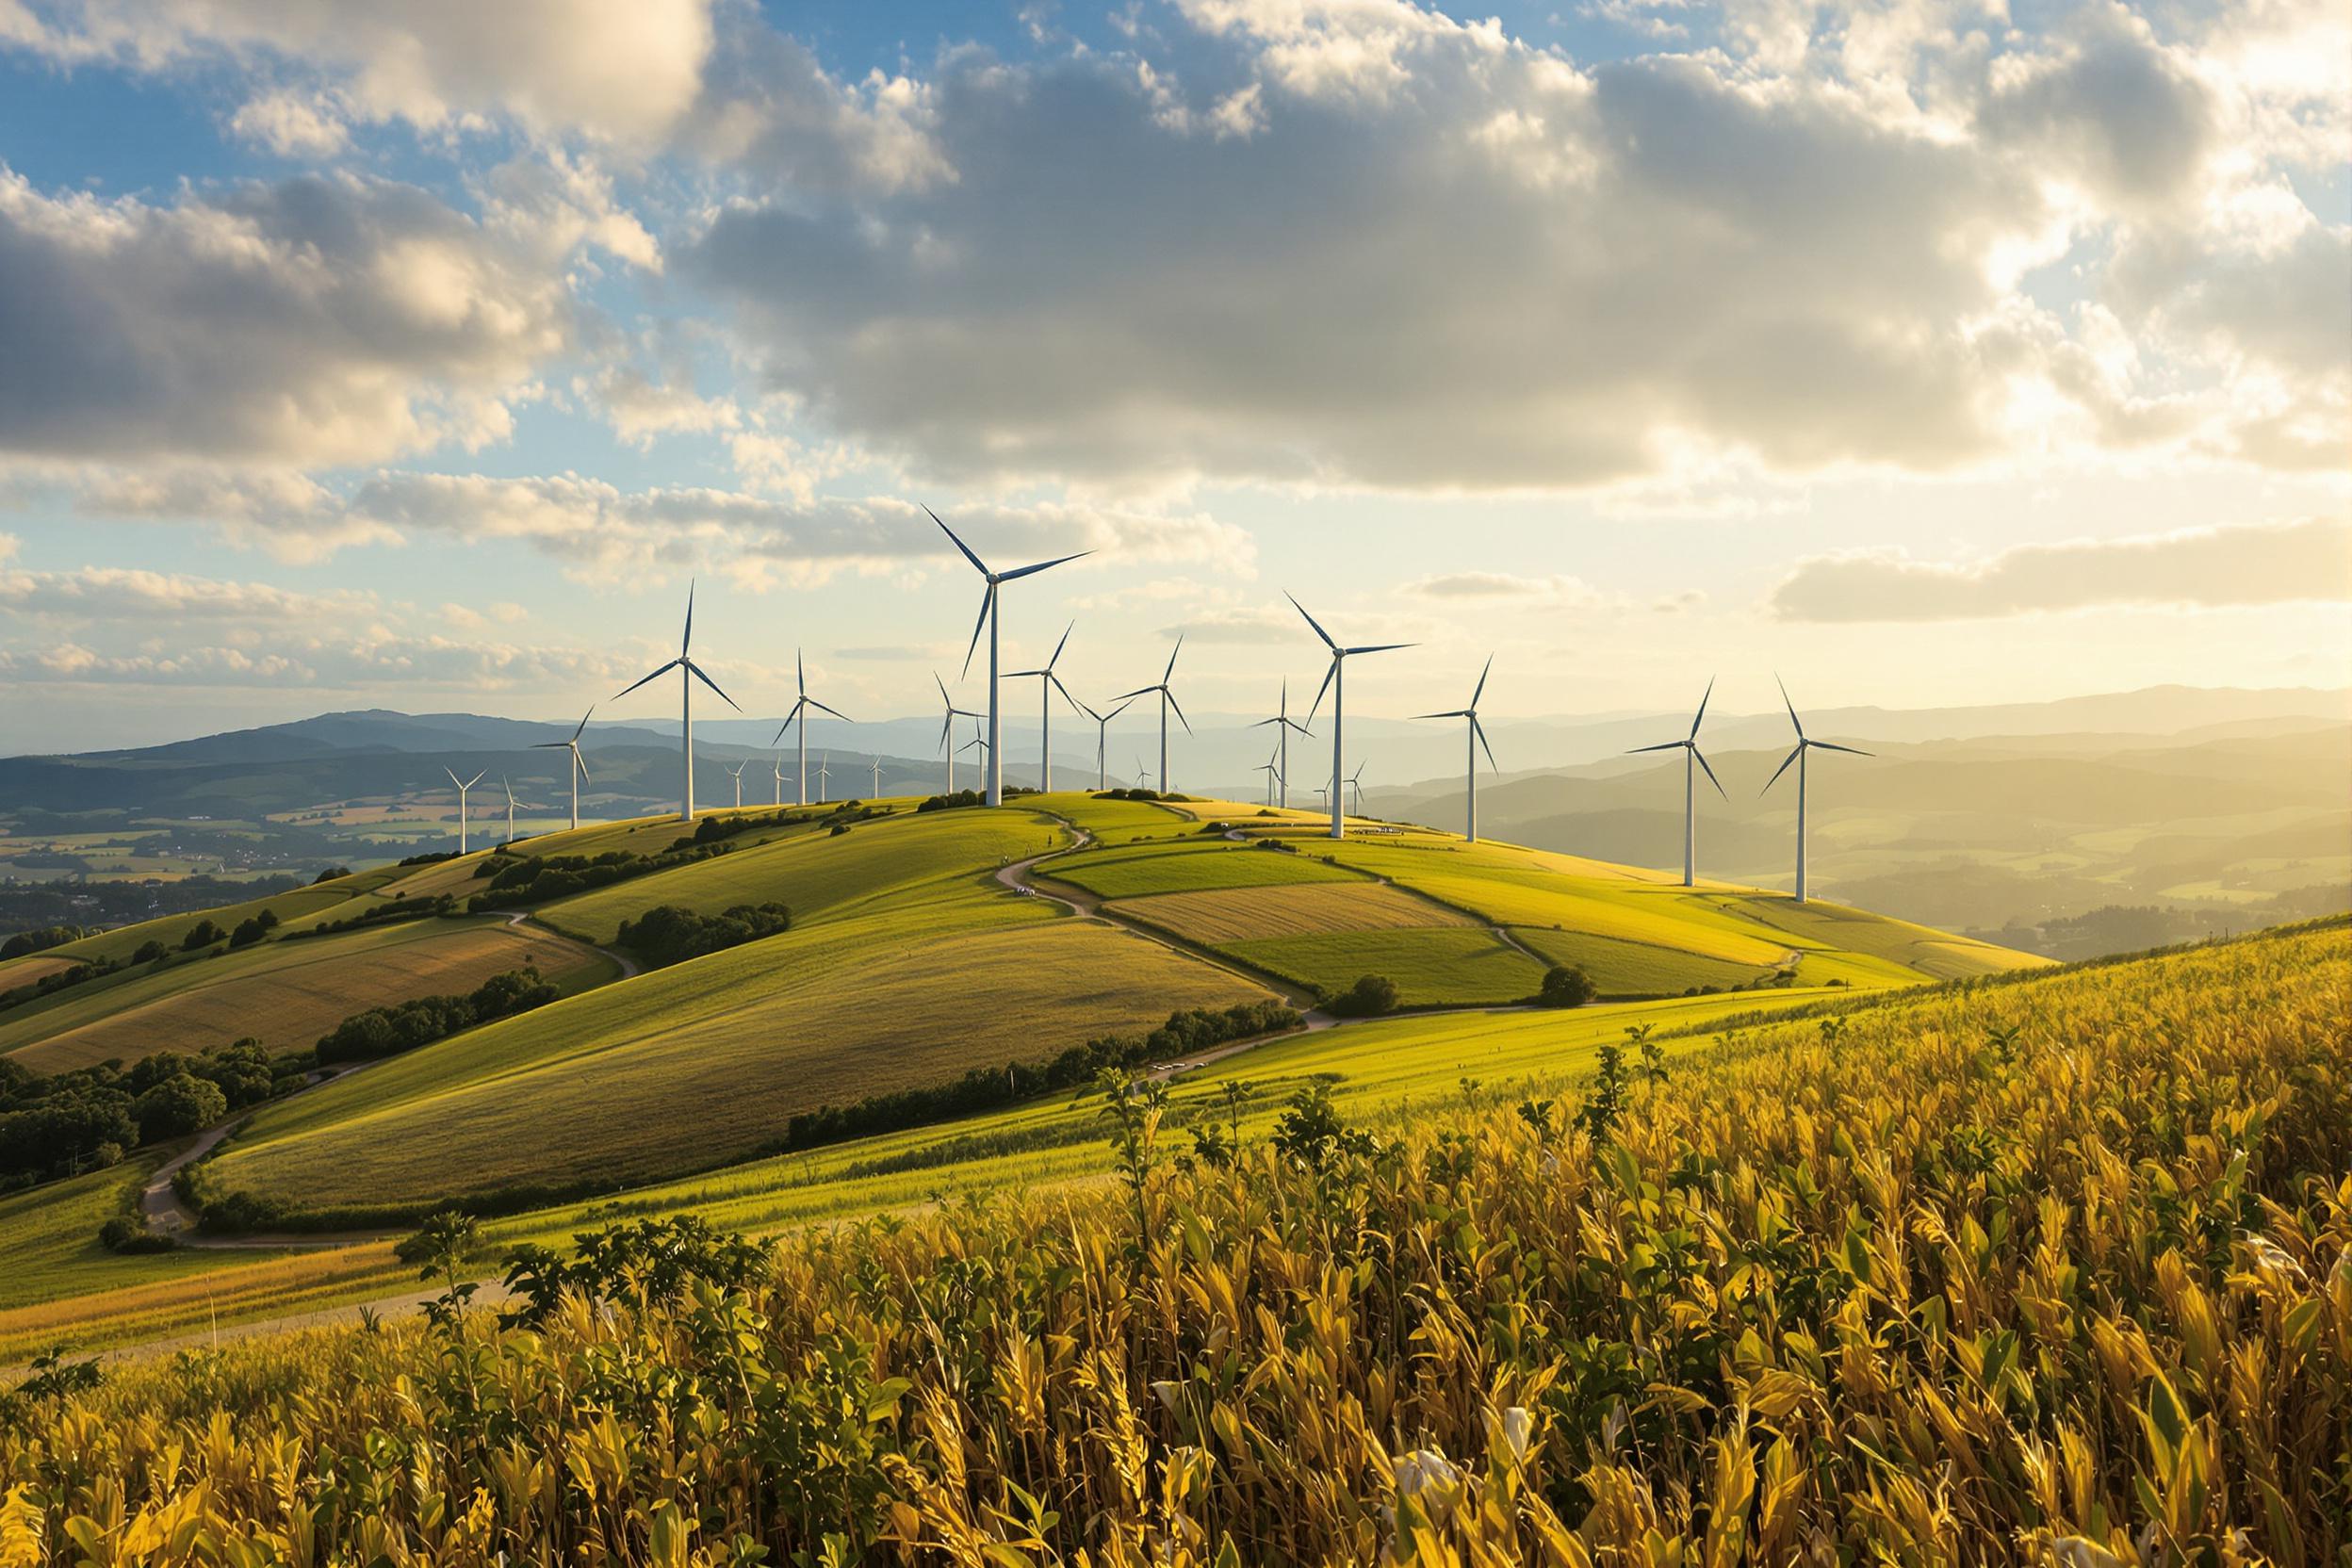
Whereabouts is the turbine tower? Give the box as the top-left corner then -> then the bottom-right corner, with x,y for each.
1762,677 -> 1872,904
930,506 -> 1088,807
935,672 -> 982,792
1290,594 -> 1413,841
775,649 -> 850,807
1116,636 -> 1190,796
500,776 -> 517,843
1626,678 -> 1724,887
1077,696 -> 1135,791
1412,656 -> 1498,843
1007,622 -> 1083,792
727,760 -> 748,810
1249,679 -> 1314,810
816,752 -> 831,804
612,581 -> 740,822
530,705 -> 595,831
444,768 -> 483,855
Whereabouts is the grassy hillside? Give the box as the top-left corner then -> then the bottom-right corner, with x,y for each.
8,921 -> 2342,1560
0,914 -> 613,1072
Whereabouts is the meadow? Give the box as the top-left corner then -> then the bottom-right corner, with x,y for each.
4,921 -> 2339,1561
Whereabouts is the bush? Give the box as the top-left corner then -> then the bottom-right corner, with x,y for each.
315,967 -> 560,1065
0,923 -> 84,959
1539,964 -> 1595,1007
132,939 -> 168,964
1326,973 -> 1400,1018
180,920 -> 225,952
313,866 -> 352,884
614,904 -> 792,969
133,1073 -> 228,1142
98,1215 -> 176,1254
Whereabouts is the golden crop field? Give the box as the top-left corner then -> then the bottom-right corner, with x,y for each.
1108,880 -> 1478,943
0,916 -> 614,1072
5,921 -> 2339,1561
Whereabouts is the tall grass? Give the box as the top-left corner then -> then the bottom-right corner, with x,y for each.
2,924 -> 2344,1563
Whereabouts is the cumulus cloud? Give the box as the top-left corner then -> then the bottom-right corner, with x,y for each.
0,169 -> 570,468
5,0 -> 716,144
0,633 -> 644,690
0,560 -> 374,620
227,88 -> 350,156
1769,516 -> 2352,621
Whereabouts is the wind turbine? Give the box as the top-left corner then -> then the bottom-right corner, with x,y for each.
444,768 -> 483,854
1077,696 -> 1135,791
1346,760 -> 1369,818
936,672 -> 983,792
816,752 -> 831,804
727,760 -> 748,810
1412,656 -> 1498,843
530,705 -> 595,832
930,506 -> 1088,806
774,649 -> 850,808
1255,750 -> 1282,807
1116,637 -> 1190,796
1290,594 -> 1413,840
1761,677 -> 1872,904
771,751 -> 786,806
1626,678 -> 1724,887
612,581 -> 740,822
1008,622 -> 1083,792
500,776 -> 517,843
869,757 -> 882,798
1134,754 -> 1155,791
1249,680 -> 1314,810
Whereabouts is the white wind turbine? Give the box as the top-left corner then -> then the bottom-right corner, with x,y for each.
1134,754 -> 1155,791
1255,750 -> 1282,807
1077,696 -> 1135,791
930,506 -> 1088,806
1762,677 -> 1872,904
869,757 -> 882,798
530,705 -> 596,832
1626,678 -> 1724,887
1008,622 -> 1083,792
1290,594 -> 1413,841
444,768 -> 484,855
771,751 -> 786,806
612,581 -> 741,822
1412,656 -> 1498,843
1249,679 -> 1314,810
775,649 -> 850,808
935,672 -> 983,793
500,776 -> 518,843
727,760 -> 748,810
816,752 -> 831,804
1116,637 -> 1190,796
1345,760 -> 1369,818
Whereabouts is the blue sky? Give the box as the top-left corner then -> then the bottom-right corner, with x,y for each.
0,0 -> 2345,753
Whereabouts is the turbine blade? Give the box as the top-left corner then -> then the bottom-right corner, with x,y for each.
1162,632 -> 1183,683
1344,642 -> 1414,656
1809,740 -> 1873,757
795,647 -> 806,697
681,579 -> 695,654
1112,685 -> 1160,702
808,698 -> 851,721
1777,673 -> 1803,740
934,670 -> 952,705
1048,621 -> 1072,671
1690,675 -> 1714,740
1472,653 -> 1493,707
611,658 -> 680,701
1047,673 -> 1084,713
686,660 -> 742,711
1625,740 -> 1688,755
575,752 -> 591,785
1105,697 -> 1135,722
937,710 -> 952,753
1165,689 -> 1192,733
1285,591 -> 1337,650
998,550 -> 1089,583
1762,743 -> 1803,793
466,771 -> 484,789
1306,658 -> 1336,725
530,741 -> 568,749
1692,746 -> 1726,798
445,767 -> 461,787
1474,715 -> 1497,772
570,703 -> 596,743
774,710 -> 798,746
961,584 -> 993,678
927,505 -> 988,576
1411,710 -> 1472,721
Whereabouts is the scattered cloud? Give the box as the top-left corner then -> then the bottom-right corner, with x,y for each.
1770,516 -> 2352,621
1399,570 -> 1602,603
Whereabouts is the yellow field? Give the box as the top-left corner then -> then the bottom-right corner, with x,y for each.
0,954 -> 79,990
0,917 -> 613,1071
1108,881 -> 1478,943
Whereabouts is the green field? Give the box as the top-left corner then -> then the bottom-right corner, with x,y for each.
1222,926 -> 1550,1005
1,915 -> 615,1071
1044,841 -> 1364,899
1507,925 -> 1780,996
1108,881 -> 1477,943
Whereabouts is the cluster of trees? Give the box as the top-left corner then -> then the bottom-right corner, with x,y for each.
613,904 -> 792,969
466,841 -> 739,912
284,895 -> 451,941
1323,974 -> 1400,1017
773,999 -> 1300,1155
314,966 -> 561,1065
0,1038 -> 302,1189
227,909 -> 282,949
0,924 -> 85,959
1091,788 -> 1173,803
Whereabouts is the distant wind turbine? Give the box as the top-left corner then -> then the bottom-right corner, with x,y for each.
930,506 -> 1088,806
1290,594 -> 1413,841
1346,760 -> 1369,817
1249,679 -> 1314,810
1761,677 -> 1872,904
771,750 -> 786,806
1255,750 -> 1282,807
774,649 -> 850,807
1116,636 -> 1190,796
612,581 -> 740,822
500,776 -> 517,843
1008,622 -> 1083,792
530,705 -> 595,832
727,760 -> 748,810
1134,754 -> 1155,791
816,752 -> 831,804
936,672 -> 982,793
1077,696 -> 1135,791
1626,678 -> 1723,887
444,768 -> 484,855
869,756 -> 882,798
1413,656 -> 1498,843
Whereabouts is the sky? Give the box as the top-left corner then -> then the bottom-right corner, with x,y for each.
0,0 -> 2345,755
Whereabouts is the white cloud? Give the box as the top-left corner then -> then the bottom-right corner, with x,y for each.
227,88 -> 350,155
1399,570 -> 1602,603
1770,516 -> 2352,621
